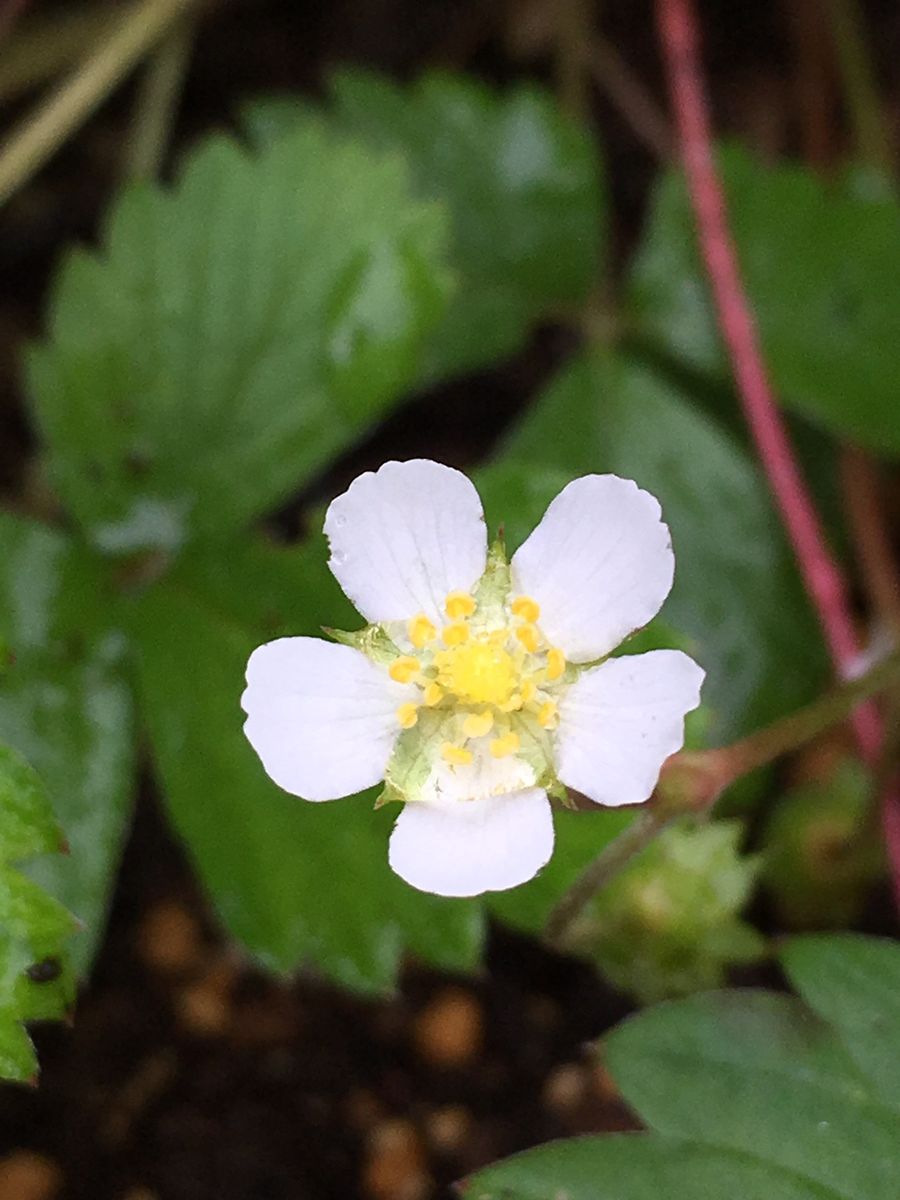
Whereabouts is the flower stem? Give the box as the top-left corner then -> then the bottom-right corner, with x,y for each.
544,810 -> 671,946
545,648 -> 900,947
825,0 -> 894,178
655,0 -> 900,908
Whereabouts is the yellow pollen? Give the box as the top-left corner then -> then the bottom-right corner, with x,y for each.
408,614 -> 436,648
441,742 -> 473,766
511,596 -> 541,623
499,693 -> 524,712
462,710 -> 494,739
423,681 -> 444,707
490,732 -> 520,759
389,655 -> 420,684
538,700 -> 559,729
442,622 -> 470,647
546,647 -> 566,681
520,678 -> 537,704
396,703 -> 419,729
515,623 -> 540,653
438,639 -> 518,705
445,591 -> 477,620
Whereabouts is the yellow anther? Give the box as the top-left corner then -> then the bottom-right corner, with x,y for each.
515,624 -> 540,654
388,657 -> 422,686
408,614 -> 437,649
441,742 -> 473,766
462,710 -> 494,739
490,732 -> 521,759
442,622 -> 470,647
499,693 -> 524,713
397,703 -> 419,729
423,681 -> 444,707
445,591 -> 476,620
538,700 -> 559,729
545,647 -> 566,681
511,596 -> 541,623
520,678 -> 537,704
389,655 -> 420,684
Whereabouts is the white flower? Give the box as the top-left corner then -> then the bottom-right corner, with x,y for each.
242,460 -> 704,898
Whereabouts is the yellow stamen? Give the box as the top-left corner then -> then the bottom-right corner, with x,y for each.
441,742 -> 473,766
423,681 -> 444,707
499,693 -> 524,713
490,732 -> 520,759
515,624 -> 540,653
445,591 -> 476,620
442,622 -> 470,647
462,710 -> 494,739
397,703 -> 419,729
538,700 -> 559,729
408,614 -> 436,648
511,596 -> 541,623
520,678 -> 537,704
389,655 -> 420,684
545,647 -> 566,681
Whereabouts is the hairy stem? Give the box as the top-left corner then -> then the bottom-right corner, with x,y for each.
544,810 -> 671,946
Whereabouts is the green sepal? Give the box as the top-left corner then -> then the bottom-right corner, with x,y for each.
473,538 -> 511,624
322,623 -> 400,664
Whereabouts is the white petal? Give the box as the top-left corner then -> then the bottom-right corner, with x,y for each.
388,788 -> 554,897
556,650 -> 704,807
324,460 -> 487,626
242,637 -> 411,801
420,743 -> 536,805
510,475 -> 674,661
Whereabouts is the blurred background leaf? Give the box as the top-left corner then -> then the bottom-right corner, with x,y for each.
26,125 -> 451,558
629,145 -> 900,454
0,514 -> 133,973
470,935 -> 900,1200
244,71 -> 604,383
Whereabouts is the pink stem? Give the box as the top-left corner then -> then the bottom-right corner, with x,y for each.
656,0 -> 900,907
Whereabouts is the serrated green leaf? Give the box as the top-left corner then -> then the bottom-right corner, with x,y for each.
128,537 -> 483,992
27,125 -> 451,557
0,513 -> 134,973
629,144 -> 900,453
0,744 -> 76,1082
244,71 -> 604,382
471,939 -> 900,1199
482,350 -> 827,743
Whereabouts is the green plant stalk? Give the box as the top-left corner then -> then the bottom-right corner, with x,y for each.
125,15 -> 194,181
826,0 -> 895,178
545,647 -> 900,947
0,0 -> 191,206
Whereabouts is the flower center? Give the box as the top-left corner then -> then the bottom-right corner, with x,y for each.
436,638 -> 517,706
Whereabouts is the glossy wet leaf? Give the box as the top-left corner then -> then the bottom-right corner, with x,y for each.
130,537 -> 483,991
470,935 -> 900,1200
0,744 -> 76,1082
483,350 -> 827,743
27,125 -> 450,557
629,145 -> 900,454
0,513 -> 134,973
244,71 -> 603,382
